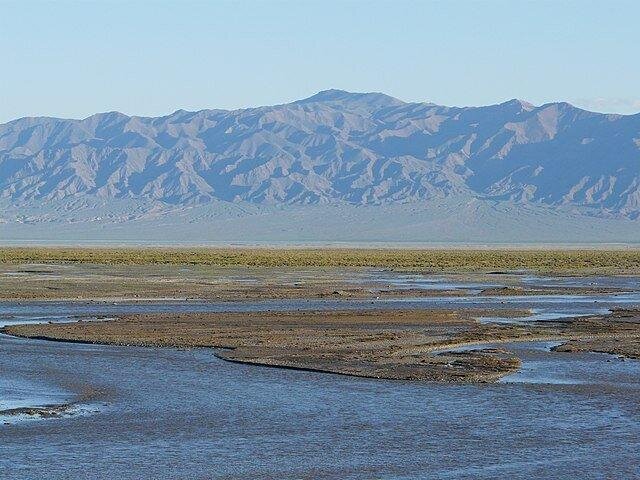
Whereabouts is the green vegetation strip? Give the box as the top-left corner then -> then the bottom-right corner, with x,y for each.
1,247 -> 640,273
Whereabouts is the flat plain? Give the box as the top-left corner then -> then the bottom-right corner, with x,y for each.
2,247 -> 640,272
2,247 -> 640,383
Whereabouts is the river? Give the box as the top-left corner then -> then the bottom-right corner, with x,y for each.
1,274 -> 639,479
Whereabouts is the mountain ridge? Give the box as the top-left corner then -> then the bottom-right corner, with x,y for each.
1,90 -> 639,218
6,90 -> 633,124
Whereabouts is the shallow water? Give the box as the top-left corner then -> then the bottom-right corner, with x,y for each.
1,289 -> 639,319
0,376 -> 70,412
349,271 -> 500,294
2,331 -> 639,479
1,275 -> 640,479
475,308 -> 612,325
522,274 -> 640,290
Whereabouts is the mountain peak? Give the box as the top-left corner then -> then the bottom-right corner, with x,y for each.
499,98 -> 535,111
0,91 -> 638,218
86,110 -> 130,120
303,89 -> 352,101
296,89 -> 405,109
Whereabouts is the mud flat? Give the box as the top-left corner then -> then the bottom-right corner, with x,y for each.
5,308 -> 640,383
551,309 -> 640,359
0,263 -> 488,301
1,261 -> 638,301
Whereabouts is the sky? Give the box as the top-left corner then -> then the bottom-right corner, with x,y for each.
1,0 -> 639,122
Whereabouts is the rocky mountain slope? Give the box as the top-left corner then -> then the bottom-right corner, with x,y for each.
1,90 -> 639,217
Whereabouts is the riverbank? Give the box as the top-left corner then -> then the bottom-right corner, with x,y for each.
5,308 -> 639,382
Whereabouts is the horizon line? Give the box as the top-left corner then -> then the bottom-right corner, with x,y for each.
2,89 -> 638,125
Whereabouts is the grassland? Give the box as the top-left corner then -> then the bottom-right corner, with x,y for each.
1,247 -> 640,274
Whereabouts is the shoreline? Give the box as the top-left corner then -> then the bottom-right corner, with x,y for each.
4,308 -> 640,383
1,326 -> 525,383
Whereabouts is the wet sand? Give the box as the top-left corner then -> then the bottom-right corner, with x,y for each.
5,308 -> 640,383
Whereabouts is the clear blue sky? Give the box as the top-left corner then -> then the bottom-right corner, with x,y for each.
1,0 -> 638,122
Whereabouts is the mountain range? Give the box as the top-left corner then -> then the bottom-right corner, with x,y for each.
1,90 -> 638,244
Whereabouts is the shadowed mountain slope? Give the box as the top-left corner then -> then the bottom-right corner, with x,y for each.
1,90 -> 639,218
